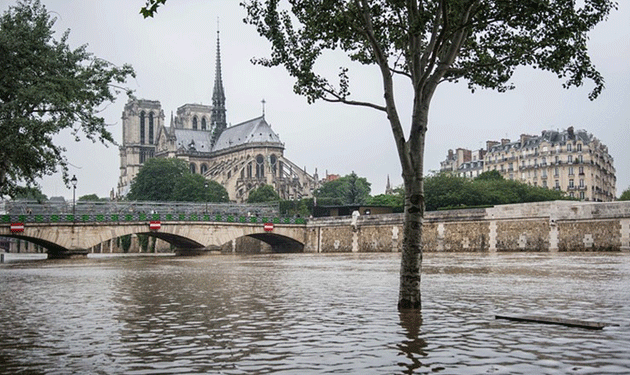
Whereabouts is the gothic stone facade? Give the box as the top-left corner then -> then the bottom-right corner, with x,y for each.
118,99 -> 318,202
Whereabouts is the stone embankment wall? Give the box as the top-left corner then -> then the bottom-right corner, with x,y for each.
305,201 -> 630,253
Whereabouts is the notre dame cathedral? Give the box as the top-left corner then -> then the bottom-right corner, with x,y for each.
117,31 -> 319,202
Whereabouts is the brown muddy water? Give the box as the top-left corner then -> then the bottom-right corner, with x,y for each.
1,252 -> 629,374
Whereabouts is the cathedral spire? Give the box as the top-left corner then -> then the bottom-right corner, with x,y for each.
211,21 -> 227,146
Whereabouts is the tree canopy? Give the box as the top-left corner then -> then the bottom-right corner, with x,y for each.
619,187 -> 630,201
424,172 -> 570,211
0,0 -> 135,198
247,184 -> 280,203
314,172 -> 371,205
127,158 -> 229,202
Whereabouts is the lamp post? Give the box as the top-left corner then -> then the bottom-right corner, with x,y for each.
71,175 -> 77,222
204,181 -> 209,215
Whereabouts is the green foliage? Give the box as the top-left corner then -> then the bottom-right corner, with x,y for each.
128,158 -> 229,202
619,187 -> 630,201
424,173 -> 569,211
13,186 -> 47,202
475,170 -> 504,181
0,0 -> 135,198
137,234 -> 148,252
247,184 -> 280,203
204,180 -> 230,203
280,198 -> 313,217
314,172 -> 371,205
367,192 -> 404,213
171,174 -> 230,203
120,235 -> 132,253
78,194 -> 102,201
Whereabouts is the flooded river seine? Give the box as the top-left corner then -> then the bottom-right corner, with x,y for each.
1,252 -> 629,374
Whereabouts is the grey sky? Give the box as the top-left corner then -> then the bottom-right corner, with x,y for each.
4,0 -> 629,199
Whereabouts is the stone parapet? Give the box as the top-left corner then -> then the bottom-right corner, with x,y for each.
307,201 -> 630,253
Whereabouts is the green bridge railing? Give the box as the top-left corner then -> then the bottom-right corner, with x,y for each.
1,213 -> 306,225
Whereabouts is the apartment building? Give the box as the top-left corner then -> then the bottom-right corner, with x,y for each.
439,127 -> 616,201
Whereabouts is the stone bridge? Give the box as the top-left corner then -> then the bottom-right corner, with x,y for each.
0,220 -> 307,258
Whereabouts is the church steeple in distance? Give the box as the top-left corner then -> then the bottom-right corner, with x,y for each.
211,23 -> 227,146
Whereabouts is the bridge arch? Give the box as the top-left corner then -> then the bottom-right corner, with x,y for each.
0,221 -> 307,257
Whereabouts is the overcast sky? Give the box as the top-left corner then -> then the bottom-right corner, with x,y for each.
4,0 -> 629,200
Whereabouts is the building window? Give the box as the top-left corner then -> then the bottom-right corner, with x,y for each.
201,117 -> 207,130
568,155 -> 573,163
580,191 -> 585,200
201,164 -> 208,174
555,180 -> 560,188
579,179 -> 584,188
555,156 -> 559,164
579,166 -> 584,175
190,163 -> 196,174
569,167 -> 574,176
148,112 -> 154,144
542,180 -> 547,188
247,162 -> 252,178
578,155 -> 583,163
567,143 -> 572,152
577,143 -> 582,152
570,192 -> 575,198
256,154 -> 265,178
554,167 -> 559,177
270,154 -> 277,176
140,111 -> 146,145
569,179 -> 574,188
193,116 -> 198,130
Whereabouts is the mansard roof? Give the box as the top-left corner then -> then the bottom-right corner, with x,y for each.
172,128 -> 214,153
212,116 -> 283,152
488,128 -> 594,153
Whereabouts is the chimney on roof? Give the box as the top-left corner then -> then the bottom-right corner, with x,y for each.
501,138 -> 510,145
486,140 -> 499,152
567,126 -> 575,140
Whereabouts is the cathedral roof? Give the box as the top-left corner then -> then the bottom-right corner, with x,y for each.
172,128 -> 214,152
212,116 -> 283,152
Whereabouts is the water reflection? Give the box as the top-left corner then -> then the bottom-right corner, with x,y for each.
0,252 -> 629,374
397,310 -> 427,374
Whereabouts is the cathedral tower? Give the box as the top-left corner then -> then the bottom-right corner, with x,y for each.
211,28 -> 227,146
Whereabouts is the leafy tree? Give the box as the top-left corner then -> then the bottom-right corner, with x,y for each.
171,174 -> 230,202
129,158 -> 229,202
0,0 -> 134,198
205,180 -> 230,203
78,194 -> 102,201
128,158 -> 189,201
13,186 -> 48,202
424,172 -> 569,211
314,172 -> 371,205
619,187 -> 630,201
247,184 -> 280,203
367,193 -> 404,212
475,170 -> 504,181
141,0 -> 616,310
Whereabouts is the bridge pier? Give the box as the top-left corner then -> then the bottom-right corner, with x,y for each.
47,249 -> 89,259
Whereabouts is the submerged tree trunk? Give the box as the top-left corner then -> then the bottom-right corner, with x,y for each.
396,101 -> 429,310
397,174 -> 424,309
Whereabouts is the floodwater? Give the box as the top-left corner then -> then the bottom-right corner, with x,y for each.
0,252 -> 629,374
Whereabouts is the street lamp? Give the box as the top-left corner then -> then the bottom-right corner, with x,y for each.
204,181 -> 209,215
71,175 -> 77,221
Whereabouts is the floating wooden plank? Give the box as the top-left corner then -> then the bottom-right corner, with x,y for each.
495,315 -> 615,330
